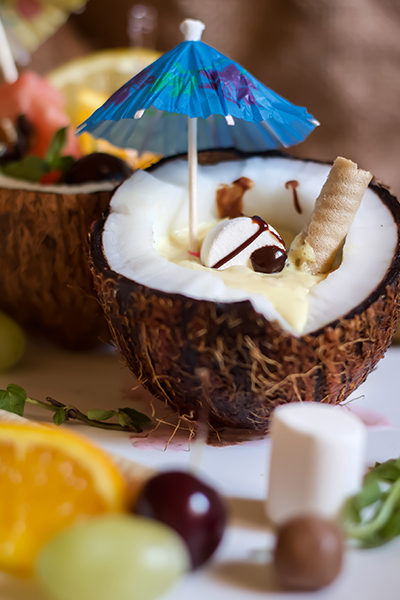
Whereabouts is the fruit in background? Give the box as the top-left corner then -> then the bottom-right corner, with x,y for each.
48,48 -> 160,122
0,96 -> 124,348
0,114 -> 34,165
0,422 -> 126,576
0,51 -> 160,348
60,152 -> 133,185
0,71 -> 80,160
37,514 -> 189,600
0,312 -> 25,371
135,471 -> 227,569
48,48 -> 161,168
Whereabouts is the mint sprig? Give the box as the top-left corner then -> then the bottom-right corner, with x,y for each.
0,127 -> 74,183
0,384 -> 27,416
46,127 -> 68,164
0,156 -> 50,182
342,458 -> 400,547
0,384 -> 151,433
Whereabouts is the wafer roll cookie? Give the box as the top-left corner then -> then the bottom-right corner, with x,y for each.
290,157 -> 372,275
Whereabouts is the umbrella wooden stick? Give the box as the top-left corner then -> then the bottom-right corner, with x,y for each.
180,19 -> 205,255
0,15 -> 18,83
188,116 -> 198,254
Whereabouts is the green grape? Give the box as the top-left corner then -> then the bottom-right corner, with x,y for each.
0,312 -> 25,372
36,514 -> 190,600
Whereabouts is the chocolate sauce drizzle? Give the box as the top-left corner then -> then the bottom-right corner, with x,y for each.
211,216 -> 284,269
216,177 -> 255,219
285,180 -> 302,214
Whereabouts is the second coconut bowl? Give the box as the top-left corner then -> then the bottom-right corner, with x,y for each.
0,176 -> 117,349
90,151 -> 400,431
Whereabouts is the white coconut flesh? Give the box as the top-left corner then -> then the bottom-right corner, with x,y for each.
102,156 -> 397,336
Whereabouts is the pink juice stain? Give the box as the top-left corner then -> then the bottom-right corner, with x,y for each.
339,404 -> 394,430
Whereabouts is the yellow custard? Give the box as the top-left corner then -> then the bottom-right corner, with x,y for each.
156,222 -> 326,332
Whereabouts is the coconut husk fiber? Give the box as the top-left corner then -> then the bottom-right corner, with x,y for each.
90,152 -> 400,432
0,185 -> 113,348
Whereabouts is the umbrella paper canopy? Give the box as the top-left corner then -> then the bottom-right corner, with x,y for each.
77,26 -> 318,155
78,19 -> 319,253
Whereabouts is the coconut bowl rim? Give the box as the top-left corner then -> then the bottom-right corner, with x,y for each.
0,173 -> 118,195
90,148 -> 400,338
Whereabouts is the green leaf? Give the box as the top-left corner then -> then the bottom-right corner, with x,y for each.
342,496 -> 363,526
381,506 -> 400,541
0,156 -> 50,182
50,155 -> 75,173
342,457 -> 400,547
369,460 -> 400,483
356,477 -> 382,509
118,411 -> 129,428
53,407 -> 66,426
87,409 -> 116,421
118,407 -> 152,428
357,508 -> 400,548
46,127 -> 68,165
0,384 -> 27,416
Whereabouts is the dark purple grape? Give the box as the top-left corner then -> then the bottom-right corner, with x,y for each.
0,114 -> 35,165
60,152 -> 133,184
134,471 -> 227,569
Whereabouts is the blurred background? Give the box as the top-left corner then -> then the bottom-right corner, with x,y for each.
16,0 -> 400,195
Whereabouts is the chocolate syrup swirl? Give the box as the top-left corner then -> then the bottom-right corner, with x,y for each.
285,180 -> 302,214
211,216 -> 284,269
216,177 -> 255,219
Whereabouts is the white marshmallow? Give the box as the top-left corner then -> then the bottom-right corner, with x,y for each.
266,402 -> 366,525
200,216 -> 285,270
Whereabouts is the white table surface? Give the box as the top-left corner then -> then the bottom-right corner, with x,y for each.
1,338 -> 400,600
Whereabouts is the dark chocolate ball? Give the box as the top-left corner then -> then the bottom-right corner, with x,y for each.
251,245 -> 287,273
274,516 -> 344,591
61,152 -> 133,184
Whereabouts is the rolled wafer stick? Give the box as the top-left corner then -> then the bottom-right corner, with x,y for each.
289,157 -> 372,275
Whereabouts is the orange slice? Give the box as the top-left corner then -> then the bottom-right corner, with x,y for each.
0,423 -> 127,576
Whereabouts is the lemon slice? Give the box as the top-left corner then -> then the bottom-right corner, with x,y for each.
48,48 -> 161,166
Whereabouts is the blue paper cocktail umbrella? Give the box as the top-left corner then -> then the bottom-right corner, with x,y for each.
77,19 -> 319,253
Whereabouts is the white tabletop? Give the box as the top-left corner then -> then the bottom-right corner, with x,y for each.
1,338 -> 400,599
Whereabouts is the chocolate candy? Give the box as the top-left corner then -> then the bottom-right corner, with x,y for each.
274,516 -> 344,591
251,245 -> 287,273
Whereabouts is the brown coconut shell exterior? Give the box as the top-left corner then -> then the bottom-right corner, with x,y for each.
0,185 -> 114,348
90,151 -> 400,431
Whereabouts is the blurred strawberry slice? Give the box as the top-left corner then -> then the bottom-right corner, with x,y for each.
40,170 -> 63,184
0,71 -> 81,159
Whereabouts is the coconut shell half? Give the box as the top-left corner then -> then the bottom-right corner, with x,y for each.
90,151 -> 400,431
0,182 -> 115,348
